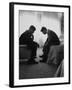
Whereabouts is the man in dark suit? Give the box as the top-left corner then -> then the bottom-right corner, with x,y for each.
40,27 -> 60,62
19,25 -> 39,64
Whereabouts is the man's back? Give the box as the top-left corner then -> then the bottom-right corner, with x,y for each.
19,30 -> 33,45
47,30 -> 60,45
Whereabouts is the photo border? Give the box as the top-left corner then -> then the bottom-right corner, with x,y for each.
9,2 -> 70,88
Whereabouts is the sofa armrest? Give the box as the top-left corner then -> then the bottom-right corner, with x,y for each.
19,45 -> 31,59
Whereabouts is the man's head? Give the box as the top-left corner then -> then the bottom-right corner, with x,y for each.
29,25 -> 36,34
41,27 -> 47,35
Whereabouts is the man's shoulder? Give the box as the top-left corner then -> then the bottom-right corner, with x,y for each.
23,30 -> 29,34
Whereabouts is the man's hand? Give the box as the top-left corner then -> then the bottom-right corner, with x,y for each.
31,35 -> 34,40
34,42 -> 40,48
37,43 -> 39,48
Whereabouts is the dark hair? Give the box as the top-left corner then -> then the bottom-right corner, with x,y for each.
41,27 -> 47,32
29,25 -> 36,31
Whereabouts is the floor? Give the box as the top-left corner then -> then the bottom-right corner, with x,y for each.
19,48 -> 58,79
19,62 -> 58,79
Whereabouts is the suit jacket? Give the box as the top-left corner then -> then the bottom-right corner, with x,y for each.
19,30 -> 34,45
43,30 -> 60,52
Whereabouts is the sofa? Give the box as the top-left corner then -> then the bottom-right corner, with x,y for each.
46,42 -> 64,77
19,45 -> 31,62
47,43 -> 64,66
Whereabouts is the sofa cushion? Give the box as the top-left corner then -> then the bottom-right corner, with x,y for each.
47,44 -> 64,66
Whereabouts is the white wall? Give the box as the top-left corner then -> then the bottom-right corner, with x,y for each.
0,0 -> 72,90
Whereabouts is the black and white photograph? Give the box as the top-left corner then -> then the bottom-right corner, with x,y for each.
19,10 -> 64,79
9,2 -> 70,87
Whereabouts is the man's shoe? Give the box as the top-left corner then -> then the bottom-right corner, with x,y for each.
39,55 -> 44,58
27,58 -> 38,64
40,59 -> 46,63
40,60 -> 46,63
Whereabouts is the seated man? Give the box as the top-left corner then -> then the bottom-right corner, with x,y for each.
19,25 -> 39,64
40,27 -> 60,62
